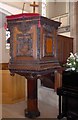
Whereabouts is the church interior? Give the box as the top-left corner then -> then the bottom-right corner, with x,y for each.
0,1 -> 78,119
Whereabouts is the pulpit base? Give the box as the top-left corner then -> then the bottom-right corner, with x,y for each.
25,109 -> 40,118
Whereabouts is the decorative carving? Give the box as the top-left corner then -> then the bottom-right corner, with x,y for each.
37,26 -> 40,58
18,22 -> 32,33
43,24 -> 54,33
16,33 -> 33,56
8,20 -> 39,33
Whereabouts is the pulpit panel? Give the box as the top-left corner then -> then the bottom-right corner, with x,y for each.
44,34 -> 53,57
11,24 -> 37,61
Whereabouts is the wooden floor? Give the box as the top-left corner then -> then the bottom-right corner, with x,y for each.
2,100 -> 58,118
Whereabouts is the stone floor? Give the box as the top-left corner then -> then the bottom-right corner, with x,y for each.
2,100 -> 58,118
2,86 -> 67,119
2,100 -> 67,119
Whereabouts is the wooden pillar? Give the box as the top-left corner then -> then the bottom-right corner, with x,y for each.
54,70 -> 62,91
25,75 -> 40,118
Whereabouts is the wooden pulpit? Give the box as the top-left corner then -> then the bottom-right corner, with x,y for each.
6,13 -> 61,118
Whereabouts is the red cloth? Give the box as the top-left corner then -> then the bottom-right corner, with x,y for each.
6,13 -> 40,20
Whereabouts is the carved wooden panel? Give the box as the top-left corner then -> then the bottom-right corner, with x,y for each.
17,33 -> 33,57
11,24 -> 37,63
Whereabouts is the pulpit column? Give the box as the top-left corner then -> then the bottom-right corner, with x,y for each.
25,75 -> 40,118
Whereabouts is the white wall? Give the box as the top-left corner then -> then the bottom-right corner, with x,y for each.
1,13 -> 10,63
0,12 -> 2,120
59,32 -> 70,37
46,2 -> 66,19
0,12 -> 2,63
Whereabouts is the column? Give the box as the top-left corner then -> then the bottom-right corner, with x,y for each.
25,75 -> 40,118
70,2 -> 78,52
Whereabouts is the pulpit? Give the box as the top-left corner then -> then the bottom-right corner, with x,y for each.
6,13 -> 61,118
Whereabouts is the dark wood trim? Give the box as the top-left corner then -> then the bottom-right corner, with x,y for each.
0,63 -> 9,70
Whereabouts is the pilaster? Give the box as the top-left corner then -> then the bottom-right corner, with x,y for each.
70,2 -> 78,52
